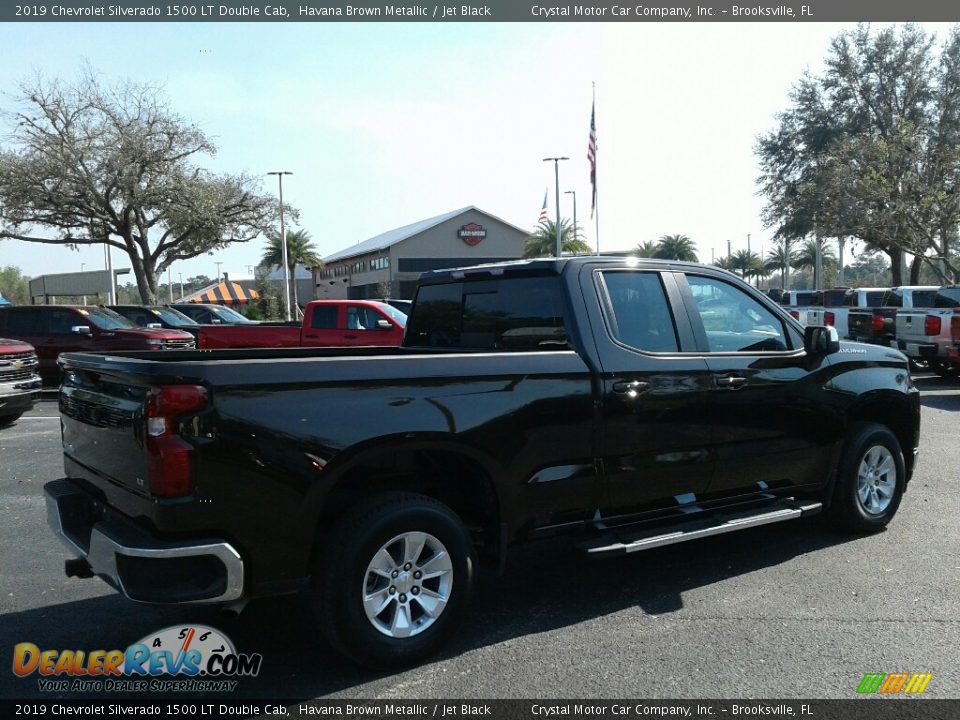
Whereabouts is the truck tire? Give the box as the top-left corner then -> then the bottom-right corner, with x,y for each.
0,412 -> 23,427
825,422 -> 905,532
312,493 -> 476,668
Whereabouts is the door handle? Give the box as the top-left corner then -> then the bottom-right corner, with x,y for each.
304,334 -> 318,339
612,380 -> 650,397
343,334 -> 358,340
715,375 -> 748,389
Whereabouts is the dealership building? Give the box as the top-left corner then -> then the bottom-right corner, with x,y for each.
314,206 -> 529,300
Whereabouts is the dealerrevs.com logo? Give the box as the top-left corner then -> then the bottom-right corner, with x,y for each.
13,625 -> 262,693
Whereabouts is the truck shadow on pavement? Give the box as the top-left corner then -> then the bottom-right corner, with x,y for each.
913,374 -> 960,410
1,517 -> 862,700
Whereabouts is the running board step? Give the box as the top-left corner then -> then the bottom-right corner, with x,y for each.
580,499 -> 822,557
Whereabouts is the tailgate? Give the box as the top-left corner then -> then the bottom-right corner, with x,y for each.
895,311 -> 927,342
847,310 -> 876,339
59,367 -> 151,498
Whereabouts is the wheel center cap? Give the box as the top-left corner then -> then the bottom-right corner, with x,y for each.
395,571 -> 414,594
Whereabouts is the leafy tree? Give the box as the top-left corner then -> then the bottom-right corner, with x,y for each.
756,24 -> 960,285
523,219 -> 591,258
655,234 -> 698,262
714,256 -> 738,272
634,240 -> 659,258
0,69 -> 283,304
260,228 -> 322,316
0,265 -> 30,304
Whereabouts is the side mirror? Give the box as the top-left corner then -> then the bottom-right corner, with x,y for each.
804,325 -> 840,357
376,319 -> 392,330
71,325 -> 91,335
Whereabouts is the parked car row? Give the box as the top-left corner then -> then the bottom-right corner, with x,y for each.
775,285 -> 960,376
0,299 -> 413,389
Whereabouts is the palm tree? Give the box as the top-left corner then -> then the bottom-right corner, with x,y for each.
766,240 -> 797,290
655,234 -> 698,262
523,219 -> 591,258
792,239 -> 837,289
634,240 -> 659,258
714,256 -> 738,272
261,229 -> 323,317
730,249 -> 764,281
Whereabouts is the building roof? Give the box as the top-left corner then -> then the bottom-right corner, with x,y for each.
323,206 -> 529,265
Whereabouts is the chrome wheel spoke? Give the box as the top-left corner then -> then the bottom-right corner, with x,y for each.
413,587 -> 447,618
363,588 -> 394,619
390,601 -> 414,638
403,532 -> 428,566
419,550 -> 452,578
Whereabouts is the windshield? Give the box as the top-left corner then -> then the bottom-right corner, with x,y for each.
209,305 -> 256,323
150,307 -> 198,325
78,307 -> 137,330
377,303 -> 407,328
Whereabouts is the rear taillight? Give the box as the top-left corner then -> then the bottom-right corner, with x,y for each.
145,385 -> 207,498
790,311 -> 800,320
924,315 -> 941,336
824,311 -> 835,326
872,313 -> 885,333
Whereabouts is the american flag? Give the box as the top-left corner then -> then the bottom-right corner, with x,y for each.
588,99 -> 597,217
537,189 -> 548,224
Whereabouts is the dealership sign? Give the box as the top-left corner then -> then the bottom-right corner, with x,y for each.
458,223 -> 487,246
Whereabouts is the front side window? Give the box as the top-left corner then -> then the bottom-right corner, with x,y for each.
686,275 -> 789,353
599,271 -> 678,353
310,306 -> 338,329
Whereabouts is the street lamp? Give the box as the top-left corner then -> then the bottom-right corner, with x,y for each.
267,171 -> 294,321
215,261 -> 223,282
80,263 -> 87,305
543,157 -> 569,258
564,191 -> 577,250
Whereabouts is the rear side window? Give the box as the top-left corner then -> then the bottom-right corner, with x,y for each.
882,291 -> 903,307
0,309 -> 46,333
935,288 -> 960,308
911,290 -> 937,307
599,271 -> 678,353
310,306 -> 338,329
407,277 -> 567,350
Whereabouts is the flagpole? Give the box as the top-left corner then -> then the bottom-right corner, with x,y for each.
593,83 -> 600,256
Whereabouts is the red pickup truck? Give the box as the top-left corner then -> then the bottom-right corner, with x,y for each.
197,300 -> 407,349
0,338 -> 41,424
0,305 -> 195,385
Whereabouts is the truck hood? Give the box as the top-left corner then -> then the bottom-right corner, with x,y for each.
105,327 -> 195,341
0,338 -> 36,354
836,339 -> 908,365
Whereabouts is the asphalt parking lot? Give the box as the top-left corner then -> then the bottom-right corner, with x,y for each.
1,378 -> 958,701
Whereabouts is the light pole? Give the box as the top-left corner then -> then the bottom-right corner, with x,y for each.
215,261 -> 223,282
564,190 -> 577,249
178,273 -> 184,301
543,157 -> 569,258
268,171 -> 294,321
80,263 -> 87,305
168,266 -> 173,303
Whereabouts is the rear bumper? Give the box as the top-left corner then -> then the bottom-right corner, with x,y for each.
895,339 -> 940,360
44,478 -> 244,604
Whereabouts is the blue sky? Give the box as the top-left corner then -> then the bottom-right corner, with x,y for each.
0,21 -> 955,284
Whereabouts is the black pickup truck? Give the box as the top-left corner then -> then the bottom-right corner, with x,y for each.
46,258 -> 920,667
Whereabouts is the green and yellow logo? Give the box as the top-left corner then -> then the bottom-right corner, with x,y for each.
857,672 -> 933,694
